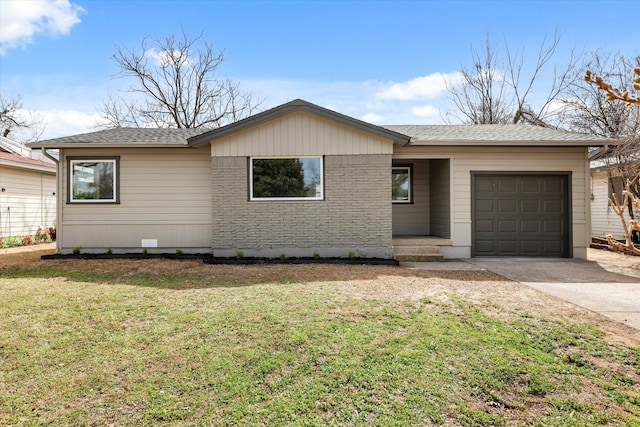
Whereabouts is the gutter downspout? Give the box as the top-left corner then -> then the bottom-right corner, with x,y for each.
42,148 -> 61,254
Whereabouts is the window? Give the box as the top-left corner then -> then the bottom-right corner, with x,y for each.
250,157 -> 323,201
68,157 -> 119,203
392,166 -> 411,203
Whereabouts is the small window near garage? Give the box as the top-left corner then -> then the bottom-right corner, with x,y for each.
68,157 -> 119,203
250,157 -> 323,201
392,166 -> 412,203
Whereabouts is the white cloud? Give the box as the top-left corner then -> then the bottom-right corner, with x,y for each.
0,0 -> 85,55
376,72 -> 463,101
361,113 -> 384,123
411,105 -> 439,118
34,109 -> 103,140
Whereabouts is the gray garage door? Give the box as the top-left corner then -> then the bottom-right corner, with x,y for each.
472,173 -> 570,257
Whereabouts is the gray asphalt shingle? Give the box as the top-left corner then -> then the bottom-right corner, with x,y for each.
33,127 -> 212,145
383,124 -> 608,143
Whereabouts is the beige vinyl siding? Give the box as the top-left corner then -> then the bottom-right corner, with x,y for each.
210,111 -> 393,157
392,160 -> 429,235
590,170 -> 625,240
394,145 -> 590,259
429,159 -> 451,238
0,166 -> 55,237
59,146 -> 211,253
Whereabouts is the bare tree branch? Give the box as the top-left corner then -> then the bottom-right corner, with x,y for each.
445,31 -> 579,127
98,29 -> 263,129
0,94 -> 45,142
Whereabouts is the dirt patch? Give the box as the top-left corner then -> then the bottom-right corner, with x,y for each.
2,246 -> 638,347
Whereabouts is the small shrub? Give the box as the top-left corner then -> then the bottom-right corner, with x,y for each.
348,251 -> 356,260
279,253 -> 287,260
313,251 -> 321,259
176,248 -> 183,255
72,246 -> 82,255
142,248 -> 148,255
0,236 -> 22,248
236,250 -> 244,259
106,248 -> 113,255
22,235 -> 33,245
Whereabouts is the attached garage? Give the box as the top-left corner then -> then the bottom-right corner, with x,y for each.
472,173 -> 571,257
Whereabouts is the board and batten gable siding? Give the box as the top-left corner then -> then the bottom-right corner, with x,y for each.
0,166 -> 55,237
58,146 -> 212,253
210,111 -> 394,157
208,110 -> 394,258
393,145 -> 590,259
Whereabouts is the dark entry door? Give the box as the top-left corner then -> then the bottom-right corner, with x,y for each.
472,173 -> 570,257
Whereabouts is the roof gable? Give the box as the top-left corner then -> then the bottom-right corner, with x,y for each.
189,99 -> 410,146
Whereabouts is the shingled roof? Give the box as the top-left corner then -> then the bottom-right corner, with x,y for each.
0,151 -> 56,172
29,127 -> 212,148
383,124 -> 610,146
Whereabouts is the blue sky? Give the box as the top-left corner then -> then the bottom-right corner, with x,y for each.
0,0 -> 638,140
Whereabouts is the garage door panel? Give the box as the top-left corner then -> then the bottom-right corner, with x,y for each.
520,240 -> 541,254
498,220 -> 517,233
543,200 -> 563,214
475,240 -> 495,255
475,177 -> 495,192
497,240 -> 517,254
521,199 -> 540,213
476,199 -> 494,213
498,178 -> 517,192
522,178 -> 541,192
473,174 -> 570,257
521,220 -> 540,233
544,220 -> 562,233
498,199 -> 517,213
476,220 -> 494,232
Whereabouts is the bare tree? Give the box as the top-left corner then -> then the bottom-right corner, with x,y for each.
0,94 -> 45,141
98,30 -> 262,129
446,31 -> 579,127
563,53 -> 639,198
579,54 -> 640,252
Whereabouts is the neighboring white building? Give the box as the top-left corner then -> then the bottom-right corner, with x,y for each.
0,136 -> 57,238
590,159 -> 639,241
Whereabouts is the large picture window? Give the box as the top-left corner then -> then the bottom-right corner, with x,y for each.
68,157 -> 119,203
250,157 -> 323,201
392,166 -> 412,203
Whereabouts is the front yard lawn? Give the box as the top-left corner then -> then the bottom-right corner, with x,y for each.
1,250 -> 639,425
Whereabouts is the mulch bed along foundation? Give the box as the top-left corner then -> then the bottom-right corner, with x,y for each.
41,253 -> 399,265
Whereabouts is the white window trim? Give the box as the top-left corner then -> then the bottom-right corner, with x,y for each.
392,166 -> 412,204
250,156 -> 324,201
69,158 -> 119,203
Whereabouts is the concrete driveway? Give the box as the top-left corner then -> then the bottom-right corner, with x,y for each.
467,249 -> 640,330
405,249 -> 640,330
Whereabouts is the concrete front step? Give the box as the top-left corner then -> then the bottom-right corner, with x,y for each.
393,244 -> 444,262
393,245 -> 442,255
394,253 -> 444,262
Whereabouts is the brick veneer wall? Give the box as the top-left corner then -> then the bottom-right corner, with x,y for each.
211,154 -> 392,258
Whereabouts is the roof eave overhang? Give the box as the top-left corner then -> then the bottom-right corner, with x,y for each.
27,142 -> 190,149
407,139 -> 614,147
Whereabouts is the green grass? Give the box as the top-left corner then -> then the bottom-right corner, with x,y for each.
1,260 -> 639,426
